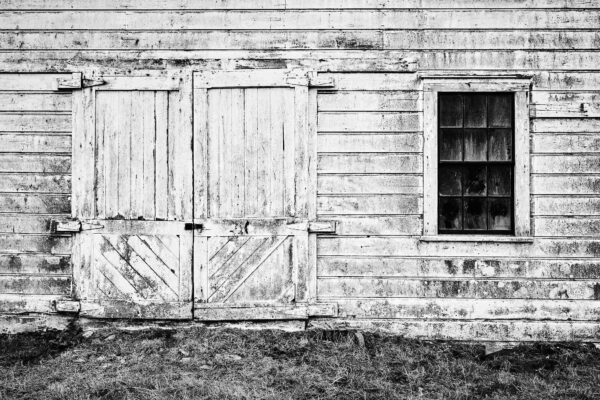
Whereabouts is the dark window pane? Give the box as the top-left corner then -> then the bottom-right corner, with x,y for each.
489,94 -> 512,127
488,166 -> 512,196
439,166 -> 462,195
439,94 -> 463,128
464,198 -> 487,230
464,129 -> 487,161
489,198 -> 512,230
440,129 -> 463,161
464,94 -> 487,127
464,164 -> 487,196
439,197 -> 462,230
489,128 -> 512,161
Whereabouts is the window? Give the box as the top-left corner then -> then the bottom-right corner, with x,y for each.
421,76 -> 532,241
438,93 -> 514,234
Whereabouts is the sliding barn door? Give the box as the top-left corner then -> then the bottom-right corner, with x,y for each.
71,74 -> 193,319
193,70 -> 313,320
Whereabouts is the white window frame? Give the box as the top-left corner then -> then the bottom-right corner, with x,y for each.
420,75 -> 533,242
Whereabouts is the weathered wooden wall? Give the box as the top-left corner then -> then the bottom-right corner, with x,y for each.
0,75 -> 72,315
1,0 -> 600,340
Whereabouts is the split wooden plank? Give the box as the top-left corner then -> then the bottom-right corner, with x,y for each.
318,91 -> 420,112
0,74 -> 73,91
117,92 -> 132,219
0,134 -> 71,153
318,133 -> 422,153
532,175 -> 600,195
0,254 -> 70,274
322,216 -> 423,236
317,237 -> 600,258
309,319 -> 600,342
532,118 -> 600,133
6,30 -> 600,51
0,173 -> 70,193
0,234 -> 71,254
317,257 -> 600,279
129,92 -> 145,219
154,91 -> 169,220
317,174 -> 422,195
532,155 -> 600,174
0,214 -> 69,234
243,88 -> 259,217
333,298 -> 600,321
2,0 -> 600,10
533,197 -> 600,216
0,154 -> 70,173
317,194 -> 422,215
317,277 -> 600,300
142,92 -> 157,219
533,134 -> 600,154
0,294 -> 70,314
0,194 -> 70,214
318,154 -> 422,174
0,114 -> 71,132
0,276 -> 71,295
2,10 -> 600,30
318,112 -> 421,132
0,93 -> 71,112
535,217 -> 600,237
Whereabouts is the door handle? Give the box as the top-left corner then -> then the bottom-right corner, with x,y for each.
184,223 -> 204,231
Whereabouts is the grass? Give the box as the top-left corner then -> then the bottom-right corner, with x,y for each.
1,324 -> 599,400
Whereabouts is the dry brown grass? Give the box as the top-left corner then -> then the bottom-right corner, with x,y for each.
1,324 -> 599,399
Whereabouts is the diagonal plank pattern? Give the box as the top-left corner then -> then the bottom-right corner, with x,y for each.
92,234 -> 181,302
207,235 -> 295,303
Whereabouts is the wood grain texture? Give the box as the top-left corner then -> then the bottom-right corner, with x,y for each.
0,76 -> 72,307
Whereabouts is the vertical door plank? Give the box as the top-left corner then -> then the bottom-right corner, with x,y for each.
167,90 -> 179,220
306,88 -> 318,302
283,89 -> 296,217
103,92 -> 119,218
155,91 -> 169,220
230,88 -> 245,218
270,89 -> 285,216
244,88 -> 259,217
130,92 -> 145,219
294,85 -> 309,218
72,87 -> 95,219
222,89 -> 233,217
207,89 -> 221,218
193,87 -> 208,219
193,236 -> 208,302
256,89 -> 271,218
117,92 -> 132,219
142,91 -> 157,219
94,91 -> 106,219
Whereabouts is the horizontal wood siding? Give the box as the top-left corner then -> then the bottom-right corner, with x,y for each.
0,1 -> 599,338
0,82 -> 72,314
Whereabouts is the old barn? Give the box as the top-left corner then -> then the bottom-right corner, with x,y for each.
1,0 -> 600,341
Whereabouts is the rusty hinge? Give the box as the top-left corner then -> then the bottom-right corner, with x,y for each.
308,221 -> 337,234
308,72 -> 335,88
55,73 -> 105,90
50,219 -> 104,233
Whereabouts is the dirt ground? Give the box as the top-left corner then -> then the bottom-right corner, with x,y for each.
1,323 -> 599,400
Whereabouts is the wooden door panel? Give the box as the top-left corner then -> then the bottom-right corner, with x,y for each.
72,74 -> 193,319
192,70 -> 315,319
90,234 -> 184,302
207,235 -> 296,303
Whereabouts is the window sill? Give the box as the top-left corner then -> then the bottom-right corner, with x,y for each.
419,235 -> 534,243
